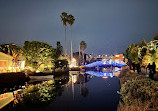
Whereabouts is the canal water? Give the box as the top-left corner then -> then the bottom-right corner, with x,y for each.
24,69 -> 121,111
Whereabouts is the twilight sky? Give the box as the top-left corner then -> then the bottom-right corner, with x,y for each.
0,0 -> 158,55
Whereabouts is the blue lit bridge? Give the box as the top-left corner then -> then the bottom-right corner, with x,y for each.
84,60 -> 126,68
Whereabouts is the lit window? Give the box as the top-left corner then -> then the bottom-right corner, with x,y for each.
115,55 -> 120,57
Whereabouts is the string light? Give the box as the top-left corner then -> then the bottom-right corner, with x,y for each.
138,40 -> 158,59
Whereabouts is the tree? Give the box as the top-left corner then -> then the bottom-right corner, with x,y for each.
23,41 -> 54,70
138,39 -> 148,60
125,43 -> 140,63
124,45 -> 131,60
60,12 -> 68,56
124,43 -> 135,60
53,59 -> 68,70
80,41 -> 87,65
0,44 -> 11,54
68,14 -> 75,61
9,44 -> 22,67
142,52 -> 152,66
152,34 -> 158,40
129,45 -> 140,63
53,41 -> 63,60
138,39 -> 147,47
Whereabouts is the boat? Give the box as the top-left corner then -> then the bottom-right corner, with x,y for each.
29,75 -> 54,81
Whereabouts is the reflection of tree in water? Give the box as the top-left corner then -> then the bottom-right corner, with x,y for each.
53,74 -> 70,97
70,73 -> 91,99
81,87 -> 89,97
78,74 -> 89,98
77,74 -> 91,84
78,74 -> 85,83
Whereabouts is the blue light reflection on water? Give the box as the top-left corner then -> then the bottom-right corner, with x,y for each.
85,71 -> 114,78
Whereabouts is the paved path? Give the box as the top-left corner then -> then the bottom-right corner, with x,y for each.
0,92 -> 14,109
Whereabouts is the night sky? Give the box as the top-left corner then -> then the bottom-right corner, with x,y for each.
0,0 -> 158,55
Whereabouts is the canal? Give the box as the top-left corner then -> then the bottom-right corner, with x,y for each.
24,69 -> 121,111
1,67 -> 121,111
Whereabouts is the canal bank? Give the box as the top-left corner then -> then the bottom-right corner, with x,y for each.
118,66 -> 158,111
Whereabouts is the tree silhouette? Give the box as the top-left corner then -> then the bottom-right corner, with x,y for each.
60,12 -> 68,56
68,14 -> 75,60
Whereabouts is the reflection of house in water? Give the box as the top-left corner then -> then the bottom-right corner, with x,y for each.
71,73 -> 92,84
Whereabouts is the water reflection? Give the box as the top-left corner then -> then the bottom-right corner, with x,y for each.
69,72 -> 92,99
69,67 -> 121,100
85,71 -> 114,78
50,70 -> 120,111
2,69 -> 121,111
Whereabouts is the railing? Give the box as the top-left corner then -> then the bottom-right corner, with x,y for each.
84,61 -> 126,67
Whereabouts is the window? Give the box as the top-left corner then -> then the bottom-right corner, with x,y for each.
115,55 -> 120,57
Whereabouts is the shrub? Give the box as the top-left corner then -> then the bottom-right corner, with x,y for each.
119,67 -> 145,85
153,73 -> 158,81
118,78 -> 158,110
119,66 -> 130,78
117,100 -> 151,111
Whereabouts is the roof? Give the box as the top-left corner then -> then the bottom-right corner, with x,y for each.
0,52 -> 13,58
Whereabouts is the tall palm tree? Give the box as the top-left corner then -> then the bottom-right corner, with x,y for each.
80,41 -> 87,65
60,12 -> 68,56
68,14 -> 75,60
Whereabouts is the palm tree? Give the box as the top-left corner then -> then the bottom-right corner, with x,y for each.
80,41 -> 87,65
9,44 -> 22,67
60,12 -> 68,56
68,14 -> 75,61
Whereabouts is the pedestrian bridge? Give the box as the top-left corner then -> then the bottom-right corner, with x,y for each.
84,61 -> 126,68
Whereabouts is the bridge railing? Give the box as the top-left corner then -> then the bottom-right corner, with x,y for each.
84,61 -> 126,67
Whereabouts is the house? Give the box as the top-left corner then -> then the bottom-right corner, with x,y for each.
0,52 -> 25,73
113,54 -> 124,63
73,52 -> 93,65
0,52 -> 13,73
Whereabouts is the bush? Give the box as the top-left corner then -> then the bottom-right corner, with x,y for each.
25,69 -> 34,74
153,73 -> 158,81
119,66 -> 130,77
52,68 -> 69,76
118,78 -> 158,110
53,59 -> 68,70
119,66 -> 145,85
